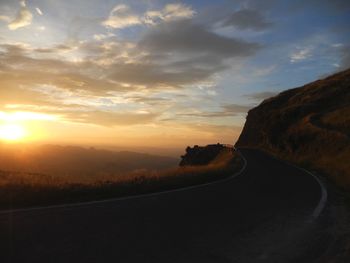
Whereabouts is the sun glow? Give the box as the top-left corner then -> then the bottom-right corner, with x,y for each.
0,123 -> 27,141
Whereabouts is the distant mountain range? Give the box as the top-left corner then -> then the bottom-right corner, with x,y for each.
0,144 -> 179,182
236,69 -> 350,188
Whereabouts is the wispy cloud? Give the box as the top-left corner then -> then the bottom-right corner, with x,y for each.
35,7 -> 43,16
178,103 -> 252,118
102,3 -> 195,29
0,15 -> 11,22
8,0 -> 33,30
221,8 -> 272,31
144,3 -> 195,25
102,4 -> 142,29
244,91 -> 278,101
290,47 -> 312,63
93,33 -> 115,41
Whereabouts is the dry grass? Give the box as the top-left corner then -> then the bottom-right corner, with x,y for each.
0,150 -> 243,210
236,68 -> 350,190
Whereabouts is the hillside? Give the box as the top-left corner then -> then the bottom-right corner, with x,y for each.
0,145 -> 243,210
0,144 -> 178,183
236,69 -> 350,188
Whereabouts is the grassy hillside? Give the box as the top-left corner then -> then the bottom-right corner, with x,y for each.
0,148 -> 243,210
236,69 -> 350,188
0,144 -> 179,183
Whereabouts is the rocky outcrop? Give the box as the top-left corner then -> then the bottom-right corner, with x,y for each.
236,69 -> 350,188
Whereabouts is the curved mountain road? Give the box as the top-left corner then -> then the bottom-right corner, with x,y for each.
0,149 -> 328,263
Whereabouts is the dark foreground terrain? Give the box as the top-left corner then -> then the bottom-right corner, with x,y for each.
236,69 -> 350,188
0,149 -> 339,263
0,147 -> 241,210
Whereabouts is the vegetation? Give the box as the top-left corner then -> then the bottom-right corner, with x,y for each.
236,69 -> 350,189
0,147 -> 243,210
0,144 -> 179,183
180,143 -> 233,166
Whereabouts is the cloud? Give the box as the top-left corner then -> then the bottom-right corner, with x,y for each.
0,102 -> 159,127
328,0 -> 350,10
37,25 -> 45,31
0,15 -> 11,22
34,44 -> 74,53
178,103 -> 252,118
35,7 -> 43,16
0,25 -> 259,93
244,91 -> 278,101
140,20 -> 261,57
144,3 -> 195,25
0,43 -> 165,127
290,47 -> 312,63
130,20 -> 259,87
222,104 -> 252,113
8,0 -> 33,30
127,95 -> 169,106
0,18 -> 260,92
102,3 -> 195,29
102,4 -> 141,29
93,33 -> 115,41
0,43 -> 129,95
107,61 -> 223,87
221,9 -> 272,31
287,0 -> 350,14
0,2 -> 263,128
252,65 -> 276,77
62,110 -> 159,127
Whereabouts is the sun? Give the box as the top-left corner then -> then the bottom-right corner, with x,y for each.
0,123 -> 27,141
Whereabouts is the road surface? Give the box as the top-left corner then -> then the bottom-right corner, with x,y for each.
0,149 -> 328,263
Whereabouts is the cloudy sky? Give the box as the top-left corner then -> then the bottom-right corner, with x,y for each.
0,0 -> 349,150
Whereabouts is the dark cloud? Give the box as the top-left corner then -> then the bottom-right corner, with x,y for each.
130,20 -> 261,88
221,9 -> 272,31
244,91 -> 278,101
140,20 -> 261,57
108,61 -> 222,87
330,0 -> 350,10
178,103 -> 252,118
34,44 -> 73,53
232,0 -> 350,17
222,104 -> 252,113
289,0 -> 350,13
243,0 -> 279,10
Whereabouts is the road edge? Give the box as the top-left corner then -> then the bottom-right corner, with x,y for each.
242,147 -> 328,221
0,148 -> 247,215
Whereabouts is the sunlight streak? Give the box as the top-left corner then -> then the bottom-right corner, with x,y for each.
0,111 -> 57,122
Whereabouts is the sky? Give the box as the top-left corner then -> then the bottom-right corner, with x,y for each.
0,0 -> 349,151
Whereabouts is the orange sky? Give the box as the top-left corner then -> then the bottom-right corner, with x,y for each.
1,0 -> 346,151
0,110 -> 242,149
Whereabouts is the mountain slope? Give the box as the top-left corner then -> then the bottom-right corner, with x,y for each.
236,69 -> 350,188
0,144 -> 178,182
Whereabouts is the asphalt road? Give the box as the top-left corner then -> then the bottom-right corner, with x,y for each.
0,149 -> 327,263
